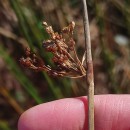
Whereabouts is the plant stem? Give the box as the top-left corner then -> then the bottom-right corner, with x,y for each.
82,0 -> 95,130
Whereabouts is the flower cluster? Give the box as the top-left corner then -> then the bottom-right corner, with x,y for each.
20,21 -> 86,78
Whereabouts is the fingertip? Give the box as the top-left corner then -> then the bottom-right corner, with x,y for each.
18,98 -> 87,130
18,108 -> 33,130
18,103 -> 52,130
18,110 -> 28,130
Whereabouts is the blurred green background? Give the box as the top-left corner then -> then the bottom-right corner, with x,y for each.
0,0 -> 130,129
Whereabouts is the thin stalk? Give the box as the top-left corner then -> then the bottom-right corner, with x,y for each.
82,0 -> 94,130
0,87 -> 24,114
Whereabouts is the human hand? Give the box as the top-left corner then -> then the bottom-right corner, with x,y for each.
18,95 -> 130,130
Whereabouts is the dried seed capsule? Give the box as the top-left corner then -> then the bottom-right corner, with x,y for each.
20,58 -> 32,67
25,47 -> 31,56
42,21 -> 48,26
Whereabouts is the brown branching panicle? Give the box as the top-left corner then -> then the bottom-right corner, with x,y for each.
20,21 -> 86,78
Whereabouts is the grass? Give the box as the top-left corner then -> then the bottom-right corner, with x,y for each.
0,44 -> 43,104
0,0 -> 130,130
0,121 -> 11,130
9,0 -> 67,100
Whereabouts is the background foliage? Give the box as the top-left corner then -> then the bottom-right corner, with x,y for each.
0,0 -> 130,129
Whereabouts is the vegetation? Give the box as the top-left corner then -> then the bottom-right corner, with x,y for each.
0,0 -> 130,129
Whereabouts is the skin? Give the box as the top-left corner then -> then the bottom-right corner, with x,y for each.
18,95 -> 130,130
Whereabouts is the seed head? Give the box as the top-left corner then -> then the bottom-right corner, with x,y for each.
20,21 -> 86,78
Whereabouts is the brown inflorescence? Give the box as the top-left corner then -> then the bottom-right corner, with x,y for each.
20,21 -> 86,78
